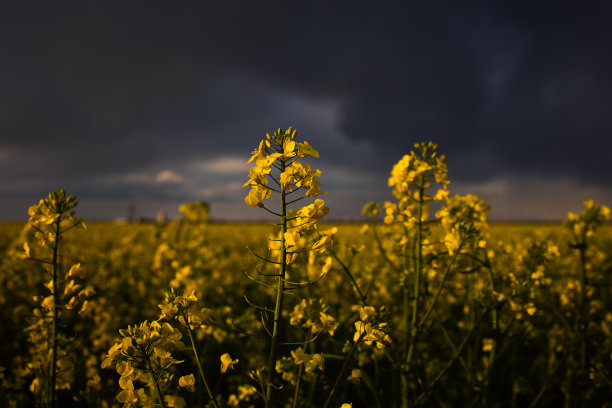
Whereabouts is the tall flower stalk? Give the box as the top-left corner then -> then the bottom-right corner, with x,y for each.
23,189 -> 86,407
244,127 -> 330,406
383,142 -> 449,407
562,199 -> 610,398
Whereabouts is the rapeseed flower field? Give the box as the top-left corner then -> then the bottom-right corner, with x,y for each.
0,129 -> 610,407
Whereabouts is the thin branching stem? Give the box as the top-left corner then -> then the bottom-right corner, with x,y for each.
284,273 -> 326,290
243,295 -> 272,313
254,179 -> 282,194
182,311 -> 221,408
419,240 -> 464,328
322,331 -> 366,408
328,250 -> 366,304
261,206 -> 282,217
245,271 -> 277,288
269,173 -> 281,187
280,331 -> 321,347
286,195 -> 309,205
415,306 -> 494,405
254,267 -> 282,277
246,246 -> 281,265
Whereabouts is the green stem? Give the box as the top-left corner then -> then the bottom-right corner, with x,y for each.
419,245 -> 461,328
400,236 -> 410,408
49,217 -> 61,408
266,160 -> 288,405
578,239 -> 588,372
372,221 -> 401,272
143,348 -> 167,408
402,178 -> 426,408
322,341 -> 360,408
436,316 -> 474,383
183,311 -> 220,408
415,307 -> 493,406
292,364 -> 305,408
292,331 -> 312,408
328,250 -> 366,304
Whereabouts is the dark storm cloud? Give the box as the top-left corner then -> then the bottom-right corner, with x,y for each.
1,0 -> 611,219
337,2 -> 612,183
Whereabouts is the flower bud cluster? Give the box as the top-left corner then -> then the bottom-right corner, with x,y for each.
352,305 -> 391,350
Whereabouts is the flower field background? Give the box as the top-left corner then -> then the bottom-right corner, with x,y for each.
0,131 -> 611,408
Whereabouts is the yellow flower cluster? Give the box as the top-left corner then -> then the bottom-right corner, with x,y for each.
244,127 -> 324,208
101,321 -> 186,408
246,127 -> 331,260
158,290 -> 214,331
352,305 -> 391,349
436,194 -> 490,255
21,189 -> 91,403
289,298 -> 339,336
24,189 -> 85,255
178,201 -> 210,224
384,142 -> 449,226
563,199 -> 610,239
274,349 -> 325,385
283,200 -> 332,260
290,347 -> 325,372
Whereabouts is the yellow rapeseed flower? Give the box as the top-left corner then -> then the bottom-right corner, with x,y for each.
220,353 -> 238,374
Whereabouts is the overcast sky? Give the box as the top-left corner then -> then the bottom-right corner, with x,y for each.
1,1 -> 611,221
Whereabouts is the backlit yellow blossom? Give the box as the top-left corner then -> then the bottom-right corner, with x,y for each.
178,374 -> 196,392
220,353 -> 238,374
297,140 -> 319,158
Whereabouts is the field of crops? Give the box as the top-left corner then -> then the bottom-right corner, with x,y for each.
1,131 -> 611,408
